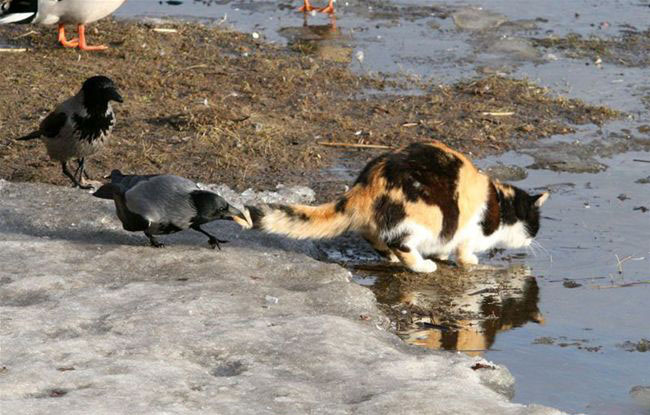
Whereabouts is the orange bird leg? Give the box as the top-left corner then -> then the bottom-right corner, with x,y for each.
298,0 -> 316,12
318,0 -> 335,14
77,24 -> 108,51
57,24 -> 79,48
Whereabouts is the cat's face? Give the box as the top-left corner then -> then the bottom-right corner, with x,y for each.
499,188 -> 549,248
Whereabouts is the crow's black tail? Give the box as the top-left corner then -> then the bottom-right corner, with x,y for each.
16,131 -> 41,141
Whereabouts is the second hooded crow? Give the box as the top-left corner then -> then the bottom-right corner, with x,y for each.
93,171 -> 249,248
16,75 -> 123,189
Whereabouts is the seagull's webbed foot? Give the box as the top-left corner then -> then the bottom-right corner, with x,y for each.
318,1 -> 335,14
77,24 -> 108,51
57,25 -> 79,48
145,232 -> 165,248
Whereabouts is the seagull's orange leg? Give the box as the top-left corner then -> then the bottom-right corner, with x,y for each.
77,24 -> 108,51
329,14 -> 337,29
57,24 -> 79,48
318,0 -> 335,14
298,0 -> 316,12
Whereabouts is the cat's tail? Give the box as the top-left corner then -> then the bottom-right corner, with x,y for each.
239,187 -> 368,239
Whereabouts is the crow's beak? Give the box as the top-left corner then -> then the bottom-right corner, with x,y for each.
102,169 -> 123,180
226,205 -> 253,229
108,88 -> 124,103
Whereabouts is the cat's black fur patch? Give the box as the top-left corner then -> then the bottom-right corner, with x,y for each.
386,234 -> 410,252
498,186 -> 541,237
481,183 -> 501,236
497,188 -> 517,226
270,204 -> 310,222
380,143 -> 461,240
334,197 -> 348,213
354,155 -> 386,186
522,194 -> 542,237
364,241 -> 395,259
373,195 -> 406,232
245,205 -> 264,229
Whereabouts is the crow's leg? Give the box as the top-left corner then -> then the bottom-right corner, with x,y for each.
191,225 -> 228,250
73,158 -> 84,183
74,158 -> 93,181
145,232 -> 165,248
61,161 -> 91,189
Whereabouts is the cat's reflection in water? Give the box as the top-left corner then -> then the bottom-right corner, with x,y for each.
368,264 -> 543,356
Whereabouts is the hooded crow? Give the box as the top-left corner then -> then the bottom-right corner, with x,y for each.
93,170 -> 249,249
16,76 -> 123,189
0,0 -> 127,50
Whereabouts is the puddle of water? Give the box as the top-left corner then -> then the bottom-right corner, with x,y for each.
476,150 -> 650,414
118,1 -> 650,82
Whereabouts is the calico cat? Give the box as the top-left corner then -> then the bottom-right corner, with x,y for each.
234,141 -> 549,273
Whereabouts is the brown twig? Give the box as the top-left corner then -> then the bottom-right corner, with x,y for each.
481,111 -> 514,116
633,159 -> 650,163
152,28 -> 178,33
592,281 -> 650,289
12,30 -> 37,39
318,142 -> 393,149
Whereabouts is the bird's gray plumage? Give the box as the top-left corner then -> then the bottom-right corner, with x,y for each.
17,76 -> 123,189
94,171 -> 247,248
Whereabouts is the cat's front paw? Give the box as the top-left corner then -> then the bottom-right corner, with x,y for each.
458,253 -> 479,266
409,259 -> 438,273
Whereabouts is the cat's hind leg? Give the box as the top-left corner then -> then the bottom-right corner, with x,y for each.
383,226 -> 439,273
363,232 -> 399,263
456,240 -> 479,266
391,246 -> 437,273
393,248 -> 437,273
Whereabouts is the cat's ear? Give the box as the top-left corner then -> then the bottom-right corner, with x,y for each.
533,192 -> 550,207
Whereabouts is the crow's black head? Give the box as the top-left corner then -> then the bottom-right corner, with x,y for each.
190,191 -> 247,223
81,76 -> 123,111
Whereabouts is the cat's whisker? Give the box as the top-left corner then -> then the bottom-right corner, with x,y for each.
532,240 -> 552,263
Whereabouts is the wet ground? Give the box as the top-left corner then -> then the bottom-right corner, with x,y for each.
2,0 -> 650,413
0,6 -> 621,197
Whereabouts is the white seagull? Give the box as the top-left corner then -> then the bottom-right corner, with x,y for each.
0,0 -> 127,51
